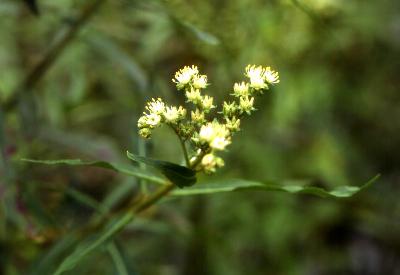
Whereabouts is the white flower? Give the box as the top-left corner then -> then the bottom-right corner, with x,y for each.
185,88 -> 202,104
199,121 -> 231,151
233,82 -> 250,97
193,74 -> 208,89
200,95 -> 215,112
245,65 -> 268,90
201,153 -> 225,173
164,106 -> 186,123
173,65 -> 199,89
199,123 -> 215,143
210,136 -> 230,150
239,96 -> 255,115
146,113 -> 161,127
264,67 -> 280,84
145,98 -> 165,115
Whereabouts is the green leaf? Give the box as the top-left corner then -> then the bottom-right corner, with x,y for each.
65,187 -> 107,215
170,15 -> 220,46
29,234 -> 79,275
179,21 -> 220,45
107,243 -> 130,275
21,158 -> 166,185
126,151 -> 196,188
53,212 -> 134,275
171,175 -> 380,198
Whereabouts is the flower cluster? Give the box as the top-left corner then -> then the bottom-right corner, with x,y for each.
138,64 -> 279,174
137,98 -> 186,138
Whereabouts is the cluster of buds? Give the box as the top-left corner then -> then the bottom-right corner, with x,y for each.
138,65 -> 279,174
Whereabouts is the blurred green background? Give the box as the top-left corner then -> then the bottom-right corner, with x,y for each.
0,0 -> 399,274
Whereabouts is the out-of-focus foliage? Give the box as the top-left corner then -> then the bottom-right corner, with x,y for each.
0,0 -> 399,274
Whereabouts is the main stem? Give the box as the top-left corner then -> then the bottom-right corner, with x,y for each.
130,141 -> 204,215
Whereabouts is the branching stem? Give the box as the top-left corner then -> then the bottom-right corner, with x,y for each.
169,125 -> 191,167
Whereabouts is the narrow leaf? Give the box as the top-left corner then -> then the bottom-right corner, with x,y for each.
171,175 -> 380,198
107,243 -> 129,275
179,21 -> 220,45
126,151 -> 196,188
21,158 -> 166,185
53,212 -> 134,275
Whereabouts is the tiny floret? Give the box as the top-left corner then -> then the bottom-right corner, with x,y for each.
185,88 -> 202,104
193,75 -> 208,89
199,121 -> 230,151
146,98 -> 165,115
146,113 -> 162,127
233,82 -> 250,97
139,128 -> 152,139
191,109 -> 205,124
239,96 -> 255,115
264,67 -> 280,84
164,106 -> 186,123
245,65 -> 268,90
210,136 -> 231,151
201,153 -> 225,173
200,95 -> 215,112
222,101 -> 238,117
225,117 -> 240,132
173,65 -> 199,89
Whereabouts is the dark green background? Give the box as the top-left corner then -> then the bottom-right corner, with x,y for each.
0,0 -> 399,274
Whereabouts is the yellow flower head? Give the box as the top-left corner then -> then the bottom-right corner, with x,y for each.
239,96 -> 255,115
199,121 -> 231,151
185,88 -> 202,104
200,95 -> 215,112
264,67 -> 280,84
173,65 -> 199,89
145,113 -> 162,127
245,65 -> 268,90
145,98 -> 165,115
193,74 -> 208,89
164,106 -> 186,123
201,153 -> 225,173
233,82 -> 250,97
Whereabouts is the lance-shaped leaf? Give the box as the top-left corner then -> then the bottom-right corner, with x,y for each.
21,158 -> 166,185
53,212 -> 134,275
171,175 -> 379,198
126,151 -> 196,188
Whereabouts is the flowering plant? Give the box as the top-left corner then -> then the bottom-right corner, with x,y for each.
22,64 -> 378,275
137,65 -> 279,174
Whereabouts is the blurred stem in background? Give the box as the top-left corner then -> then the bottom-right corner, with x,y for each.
4,0 -> 106,111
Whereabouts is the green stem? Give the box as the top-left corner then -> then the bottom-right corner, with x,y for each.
189,148 -> 209,169
179,136 -> 191,167
169,125 -> 190,167
132,183 -> 175,213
